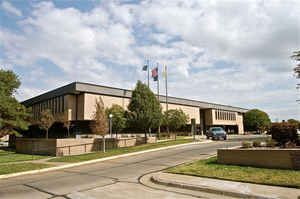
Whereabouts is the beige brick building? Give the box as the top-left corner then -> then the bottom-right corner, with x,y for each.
22,82 -> 248,134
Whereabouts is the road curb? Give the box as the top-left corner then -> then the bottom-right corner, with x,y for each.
0,140 -> 212,179
150,173 -> 274,199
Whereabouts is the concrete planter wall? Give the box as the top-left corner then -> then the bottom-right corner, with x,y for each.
218,148 -> 300,170
16,136 -> 157,157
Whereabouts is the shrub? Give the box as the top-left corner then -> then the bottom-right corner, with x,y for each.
242,141 -> 253,148
253,141 -> 261,147
270,122 -> 299,147
266,138 -> 277,147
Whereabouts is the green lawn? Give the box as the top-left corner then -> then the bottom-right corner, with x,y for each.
157,136 -> 186,140
0,163 -> 53,175
0,149 -> 50,163
167,157 -> 300,188
49,139 -> 198,163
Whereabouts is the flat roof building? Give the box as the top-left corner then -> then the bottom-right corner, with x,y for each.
22,82 -> 248,134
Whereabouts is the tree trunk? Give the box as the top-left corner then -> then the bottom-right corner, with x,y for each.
67,127 -> 70,137
46,129 -> 48,139
102,135 -> 106,153
145,129 -> 148,144
175,131 -> 177,140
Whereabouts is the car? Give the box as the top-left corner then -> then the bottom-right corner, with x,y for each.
206,127 -> 227,140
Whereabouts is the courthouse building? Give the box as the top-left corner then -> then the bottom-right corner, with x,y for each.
22,82 -> 248,134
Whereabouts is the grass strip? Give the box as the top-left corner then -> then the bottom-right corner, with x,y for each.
0,150 -> 50,163
49,139 -> 198,163
0,163 -> 53,175
166,157 -> 300,188
0,151 -> 50,164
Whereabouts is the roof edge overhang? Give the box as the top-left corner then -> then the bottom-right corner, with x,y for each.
22,81 -> 249,113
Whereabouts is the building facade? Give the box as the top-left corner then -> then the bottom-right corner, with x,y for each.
22,82 -> 248,134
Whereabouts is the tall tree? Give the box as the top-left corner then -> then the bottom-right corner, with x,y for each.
0,69 -> 31,137
128,81 -> 162,141
105,104 -> 126,137
39,109 -> 54,139
91,97 -> 109,152
291,51 -> 300,78
244,109 -> 271,133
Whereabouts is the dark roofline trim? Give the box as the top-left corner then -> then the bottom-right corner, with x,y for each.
75,82 -> 249,112
22,81 -> 249,112
21,82 -> 76,106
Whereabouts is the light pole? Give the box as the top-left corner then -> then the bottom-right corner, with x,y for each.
109,114 -> 113,138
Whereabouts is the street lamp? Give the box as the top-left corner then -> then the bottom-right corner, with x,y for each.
109,114 -> 113,138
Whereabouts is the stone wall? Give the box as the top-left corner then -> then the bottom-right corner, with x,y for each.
16,137 -> 157,156
16,138 -> 57,155
218,148 -> 300,170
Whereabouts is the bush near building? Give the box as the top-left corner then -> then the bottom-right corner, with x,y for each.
105,104 -> 126,137
270,122 -> 299,147
163,109 -> 189,132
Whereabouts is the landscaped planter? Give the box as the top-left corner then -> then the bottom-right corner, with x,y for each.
218,148 -> 300,170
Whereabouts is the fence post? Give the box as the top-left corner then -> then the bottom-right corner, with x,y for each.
69,145 -> 71,156
85,144 -> 86,153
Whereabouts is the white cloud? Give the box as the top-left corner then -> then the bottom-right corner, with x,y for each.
1,1 -> 22,17
1,0 -> 300,121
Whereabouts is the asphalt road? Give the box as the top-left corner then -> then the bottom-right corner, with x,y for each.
0,136 -> 266,199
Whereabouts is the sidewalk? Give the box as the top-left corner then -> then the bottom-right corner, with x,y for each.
151,172 -> 300,199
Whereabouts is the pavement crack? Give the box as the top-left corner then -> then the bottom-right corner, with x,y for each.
77,181 -> 119,192
23,184 -> 56,197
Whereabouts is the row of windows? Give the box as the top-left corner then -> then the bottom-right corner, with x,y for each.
215,110 -> 236,121
32,96 -> 64,119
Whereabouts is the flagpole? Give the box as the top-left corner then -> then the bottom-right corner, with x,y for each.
147,59 -> 150,88
157,63 -> 159,101
157,63 -> 161,138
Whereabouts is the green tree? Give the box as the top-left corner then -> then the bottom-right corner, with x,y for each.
287,119 -> 300,129
91,97 -> 109,152
39,109 -> 54,139
291,50 -> 300,78
105,104 -> 126,137
164,109 -> 189,132
0,69 -> 31,137
128,81 -> 162,140
244,109 -> 271,133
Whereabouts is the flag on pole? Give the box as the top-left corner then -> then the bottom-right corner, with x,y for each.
142,64 -> 148,71
163,71 -> 167,78
152,67 -> 158,81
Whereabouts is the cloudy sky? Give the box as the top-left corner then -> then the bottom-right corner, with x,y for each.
1,0 -> 299,121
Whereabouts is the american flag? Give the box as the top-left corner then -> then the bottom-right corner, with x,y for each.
152,67 -> 158,81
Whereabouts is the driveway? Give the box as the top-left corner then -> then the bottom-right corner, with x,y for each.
0,136 -> 266,199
